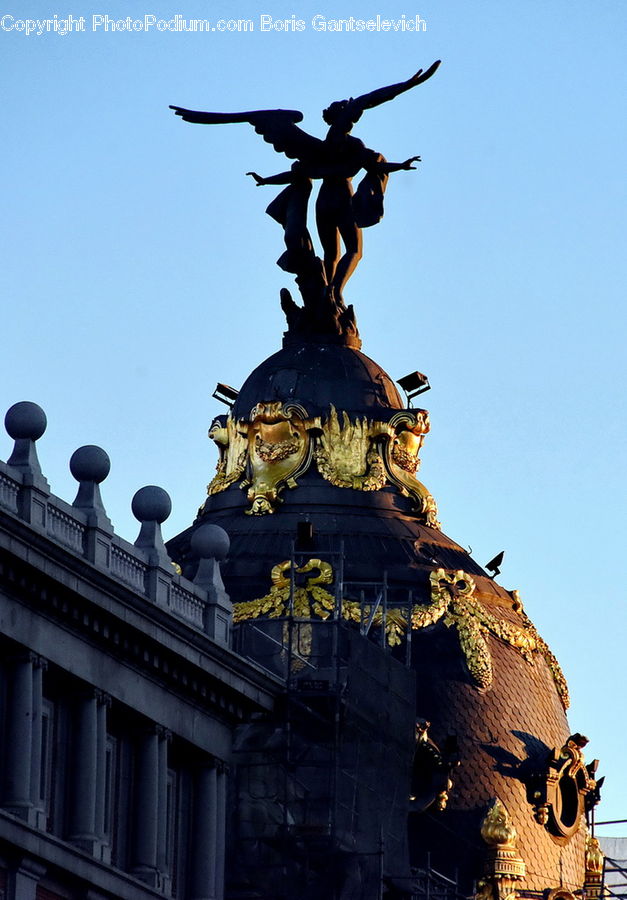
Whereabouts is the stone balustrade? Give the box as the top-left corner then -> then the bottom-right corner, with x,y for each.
0,401 -> 232,643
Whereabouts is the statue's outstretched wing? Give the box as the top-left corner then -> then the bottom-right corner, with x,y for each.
342,60 -> 441,127
169,106 -> 324,162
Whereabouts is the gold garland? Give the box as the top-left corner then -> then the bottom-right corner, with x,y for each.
341,601 -> 407,646
255,434 -> 300,462
233,559 -> 336,623
411,571 -> 540,692
410,571 -> 569,707
510,590 -> 570,709
233,562 -> 569,710
391,443 -> 420,474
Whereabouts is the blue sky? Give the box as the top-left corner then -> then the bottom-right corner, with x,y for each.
2,1 -> 626,826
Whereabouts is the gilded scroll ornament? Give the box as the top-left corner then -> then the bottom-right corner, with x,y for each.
383,410 -> 440,528
475,799 -> 526,900
314,406 -> 387,491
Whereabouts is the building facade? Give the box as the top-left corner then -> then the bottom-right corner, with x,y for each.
0,403 -> 278,900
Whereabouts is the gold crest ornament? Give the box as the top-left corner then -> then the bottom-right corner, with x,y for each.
240,402 -> 318,515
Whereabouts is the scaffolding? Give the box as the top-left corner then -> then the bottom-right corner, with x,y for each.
230,542 -> 428,899
232,541 -> 419,678
593,819 -> 627,900
408,856 -> 463,900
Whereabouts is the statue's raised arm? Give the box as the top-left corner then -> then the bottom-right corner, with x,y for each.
349,60 -> 441,118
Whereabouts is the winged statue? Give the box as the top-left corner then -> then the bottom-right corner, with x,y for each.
170,61 -> 440,343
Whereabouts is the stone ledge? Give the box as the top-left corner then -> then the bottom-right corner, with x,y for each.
0,810 -> 165,900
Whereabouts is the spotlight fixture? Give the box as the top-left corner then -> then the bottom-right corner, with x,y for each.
485,551 -> 505,576
212,382 -> 239,407
396,370 -> 431,406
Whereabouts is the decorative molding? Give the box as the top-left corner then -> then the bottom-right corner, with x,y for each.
205,402 -> 440,523
0,469 -> 20,513
0,548 -> 266,723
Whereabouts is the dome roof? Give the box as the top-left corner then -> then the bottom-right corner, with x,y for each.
168,337 -> 589,897
232,341 -> 403,420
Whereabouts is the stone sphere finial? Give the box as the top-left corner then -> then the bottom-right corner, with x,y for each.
190,523 -> 230,561
5,401 -> 47,441
132,485 -> 172,524
70,445 -> 111,484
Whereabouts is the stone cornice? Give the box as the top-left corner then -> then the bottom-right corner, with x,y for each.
0,511 -> 280,722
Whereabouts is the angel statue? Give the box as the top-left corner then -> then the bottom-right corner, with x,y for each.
170,61 -> 440,343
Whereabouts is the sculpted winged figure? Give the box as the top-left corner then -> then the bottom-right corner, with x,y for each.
170,61 -> 440,340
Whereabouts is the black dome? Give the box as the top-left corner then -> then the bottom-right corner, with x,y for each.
232,341 -> 403,419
